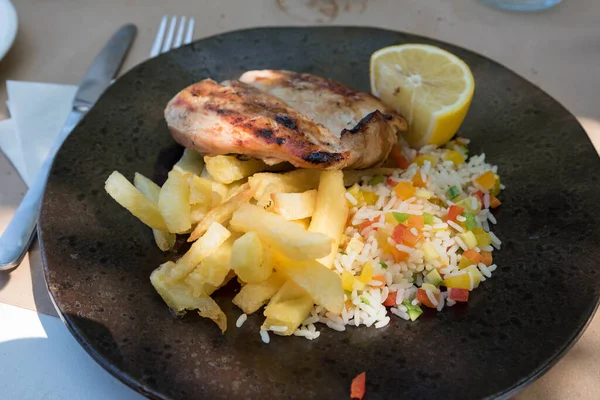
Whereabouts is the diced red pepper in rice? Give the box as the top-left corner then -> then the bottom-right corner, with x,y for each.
389,144 -> 411,169
417,288 -> 439,308
392,223 -> 407,244
386,177 -> 397,186
350,372 -> 366,400
383,291 -> 397,306
474,191 -> 485,209
358,219 -> 377,233
446,205 -> 464,223
391,223 -> 421,247
448,288 -> 470,302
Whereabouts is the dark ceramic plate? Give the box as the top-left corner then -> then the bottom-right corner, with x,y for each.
40,27 -> 600,400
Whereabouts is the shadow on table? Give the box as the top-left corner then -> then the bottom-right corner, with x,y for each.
0,315 -> 144,399
0,268 -> 11,290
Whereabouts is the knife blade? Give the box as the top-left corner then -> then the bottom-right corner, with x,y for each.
0,24 -> 137,270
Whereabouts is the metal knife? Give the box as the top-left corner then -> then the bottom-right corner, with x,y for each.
0,24 -> 137,270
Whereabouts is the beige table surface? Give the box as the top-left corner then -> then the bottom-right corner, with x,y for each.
1,0 -> 600,398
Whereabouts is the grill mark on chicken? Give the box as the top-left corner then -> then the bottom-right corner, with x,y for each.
275,114 -> 298,130
302,152 -> 345,165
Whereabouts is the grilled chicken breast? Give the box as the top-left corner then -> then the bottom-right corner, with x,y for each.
240,70 -> 407,168
165,71 -> 407,169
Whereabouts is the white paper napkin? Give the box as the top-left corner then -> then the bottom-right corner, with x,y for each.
0,81 -> 77,187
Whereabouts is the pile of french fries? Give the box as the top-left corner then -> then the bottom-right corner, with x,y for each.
105,150 -> 390,336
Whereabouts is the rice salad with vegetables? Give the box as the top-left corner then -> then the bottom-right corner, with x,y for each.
291,138 -> 503,340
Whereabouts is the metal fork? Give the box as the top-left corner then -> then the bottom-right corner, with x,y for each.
150,15 -> 195,57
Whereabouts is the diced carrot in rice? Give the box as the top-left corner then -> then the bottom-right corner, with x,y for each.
393,181 -> 416,200
462,249 -> 482,264
417,288 -> 439,308
481,251 -> 493,266
490,196 -> 501,208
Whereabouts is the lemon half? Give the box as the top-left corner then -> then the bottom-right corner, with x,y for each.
370,44 -> 475,148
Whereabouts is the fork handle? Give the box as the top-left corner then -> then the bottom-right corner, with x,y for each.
0,110 -> 83,270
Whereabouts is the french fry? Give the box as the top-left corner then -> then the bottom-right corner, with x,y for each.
133,172 -> 176,251
291,218 -> 311,230
211,181 -> 229,200
188,183 -> 256,242
262,280 -> 314,336
232,272 -> 286,314
187,270 -> 237,297
195,169 -> 229,200
185,235 -> 235,289
158,170 -> 191,233
190,203 -> 209,225
173,148 -> 205,177
150,261 -> 227,332
224,179 -> 247,200
309,170 -> 349,268
343,168 -> 397,187
272,253 -> 344,314
249,169 -> 321,207
204,155 -> 268,184
168,222 -> 231,282
229,203 -> 331,261
271,190 -> 317,220
187,175 -> 214,205
231,232 -> 273,283
105,171 -> 168,231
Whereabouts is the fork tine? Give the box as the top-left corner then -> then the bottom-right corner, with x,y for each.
184,17 -> 195,45
161,15 -> 177,53
150,15 -> 168,57
173,16 -> 186,48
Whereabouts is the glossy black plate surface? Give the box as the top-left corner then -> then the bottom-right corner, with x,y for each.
40,27 -> 600,400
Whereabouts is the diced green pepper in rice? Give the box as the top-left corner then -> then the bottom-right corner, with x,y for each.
392,212 -> 410,223
368,175 -> 385,186
402,300 -> 423,321
426,269 -> 443,287
447,185 -> 461,200
464,212 -> 477,230
423,212 -> 434,225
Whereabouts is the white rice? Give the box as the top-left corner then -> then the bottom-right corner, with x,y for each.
289,142 -> 503,340
236,314 -> 247,328
447,220 -> 464,232
425,289 -> 439,307
345,192 -> 358,205
260,330 -> 270,344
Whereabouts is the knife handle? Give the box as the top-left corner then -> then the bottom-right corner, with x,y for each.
0,110 -> 83,270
